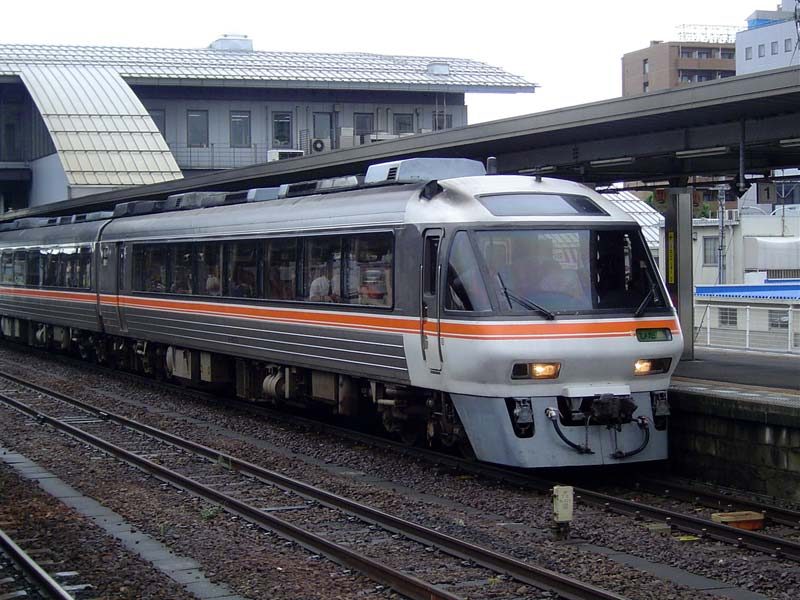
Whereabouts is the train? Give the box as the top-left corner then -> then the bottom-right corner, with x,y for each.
0,157 -> 683,467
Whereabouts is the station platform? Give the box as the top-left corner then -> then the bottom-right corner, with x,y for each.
668,347 -> 799,502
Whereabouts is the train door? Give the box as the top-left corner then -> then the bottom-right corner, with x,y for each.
116,243 -> 127,332
98,241 -> 126,333
420,229 -> 443,373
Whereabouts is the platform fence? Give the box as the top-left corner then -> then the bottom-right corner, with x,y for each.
693,303 -> 800,354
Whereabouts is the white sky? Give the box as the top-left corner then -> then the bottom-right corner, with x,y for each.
1,0 -> 771,122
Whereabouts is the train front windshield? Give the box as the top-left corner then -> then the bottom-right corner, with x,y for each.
445,229 -> 667,315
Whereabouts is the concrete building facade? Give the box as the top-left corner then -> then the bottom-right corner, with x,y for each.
736,1 -> 799,75
622,41 -> 736,96
0,36 -> 535,210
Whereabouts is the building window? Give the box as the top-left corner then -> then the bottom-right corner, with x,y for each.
643,59 -> 649,74
721,49 -> 735,59
148,109 -> 166,137
703,236 -> 719,266
786,38 -> 793,52
230,111 -> 251,148
643,82 -> 649,93
353,113 -> 374,136
758,44 -> 766,58
187,110 -> 209,148
697,49 -> 711,59
394,113 -> 414,134
313,112 -> 332,140
772,41 -> 779,55
745,46 -> 753,60
681,49 -> 694,58
272,112 -> 293,148
718,307 -> 737,328
433,111 -> 452,131
769,309 -> 789,331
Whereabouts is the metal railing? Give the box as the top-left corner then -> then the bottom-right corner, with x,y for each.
694,302 -> 800,354
168,143 -> 284,170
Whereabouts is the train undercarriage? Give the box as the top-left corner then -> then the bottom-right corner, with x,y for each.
1,317 -> 472,453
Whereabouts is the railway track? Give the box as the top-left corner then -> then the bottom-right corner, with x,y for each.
0,526 -> 76,600
0,370 -> 628,600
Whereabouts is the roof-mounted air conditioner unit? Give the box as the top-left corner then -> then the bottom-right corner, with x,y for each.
267,149 -> 304,162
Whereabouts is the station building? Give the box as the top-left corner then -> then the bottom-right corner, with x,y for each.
0,35 -> 536,211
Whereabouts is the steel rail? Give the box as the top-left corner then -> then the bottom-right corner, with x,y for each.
0,392 -> 461,600
634,477 -> 800,529
0,372 -> 628,600
0,527 -> 75,600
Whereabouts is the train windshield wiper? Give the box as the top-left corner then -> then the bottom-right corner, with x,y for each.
496,273 -> 555,320
633,268 -> 658,318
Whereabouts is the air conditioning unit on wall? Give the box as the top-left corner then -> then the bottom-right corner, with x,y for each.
267,149 -> 304,162
310,138 -> 329,153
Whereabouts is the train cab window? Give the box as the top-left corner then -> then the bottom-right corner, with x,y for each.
13,252 -> 26,286
445,232 -> 491,312
134,245 -> 168,293
170,244 -> 194,294
304,237 -> 342,303
197,242 -> 222,296
595,231 -> 664,311
0,252 -> 13,285
343,233 -> 393,307
265,238 -> 297,300
477,193 -> 607,217
27,250 -> 42,287
225,241 -> 258,298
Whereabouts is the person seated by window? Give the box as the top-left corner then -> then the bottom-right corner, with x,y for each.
309,267 -> 339,302
205,266 -> 221,296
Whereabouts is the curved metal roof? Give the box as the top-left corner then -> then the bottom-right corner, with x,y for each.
0,44 -> 537,93
18,64 -> 182,187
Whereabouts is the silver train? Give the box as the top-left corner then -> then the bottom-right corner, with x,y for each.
0,158 -> 683,467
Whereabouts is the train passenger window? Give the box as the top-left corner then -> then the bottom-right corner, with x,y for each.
197,242 -> 222,296
27,250 -> 42,287
77,247 -> 92,289
0,252 -> 13,285
225,241 -> 258,298
43,249 -> 60,287
59,248 -> 77,288
133,245 -> 169,293
343,233 -> 393,307
265,238 -> 297,300
444,232 -> 491,312
170,244 -> 194,294
13,252 -> 26,286
304,237 -> 341,303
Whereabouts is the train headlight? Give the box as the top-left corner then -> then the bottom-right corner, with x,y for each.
634,357 -> 671,376
512,362 -> 561,380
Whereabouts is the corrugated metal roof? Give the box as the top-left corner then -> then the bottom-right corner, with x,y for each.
18,64 -> 182,188
0,43 -> 536,93
602,191 -> 664,250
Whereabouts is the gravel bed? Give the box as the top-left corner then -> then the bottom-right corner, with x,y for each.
0,460 -> 195,600
0,404 -> 394,599
1,344 -> 797,599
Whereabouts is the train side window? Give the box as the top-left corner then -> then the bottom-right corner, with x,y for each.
343,233 -> 393,307
77,247 -> 92,289
133,245 -> 168,293
59,248 -> 77,288
304,236 -> 342,303
13,251 -> 26,286
27,250 -> 42,287
0,252 -> 13,285
43,249 -> 60,287
444,232 -> 491,312
170,244 -> 195,294
265,238 -> 297,300
225,241 -> 258,298
197,242 -> 222,296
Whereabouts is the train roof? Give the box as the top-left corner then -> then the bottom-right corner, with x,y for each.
0,159 -> 639,246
